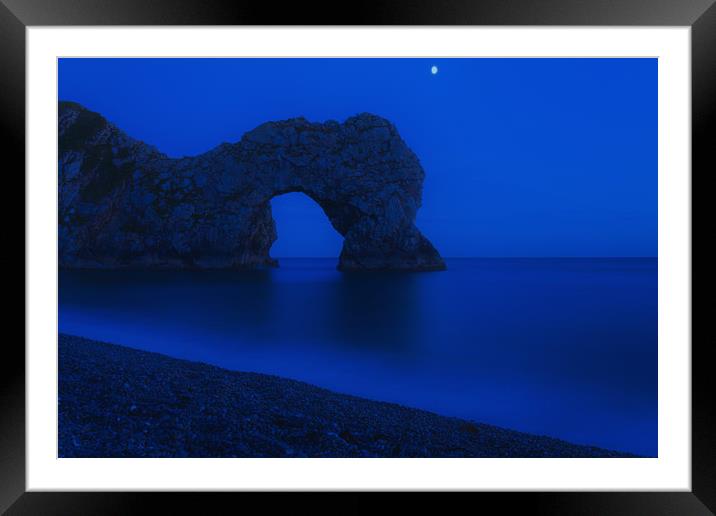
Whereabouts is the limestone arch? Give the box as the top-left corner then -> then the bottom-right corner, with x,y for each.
57,101 -> 446,271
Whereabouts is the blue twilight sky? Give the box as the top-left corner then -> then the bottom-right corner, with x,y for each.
59,58 -> 657,257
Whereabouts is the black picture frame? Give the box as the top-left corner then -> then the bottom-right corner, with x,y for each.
2,0 -> 712,513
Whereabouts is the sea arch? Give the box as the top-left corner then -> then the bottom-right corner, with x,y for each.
57,102 -> 445,271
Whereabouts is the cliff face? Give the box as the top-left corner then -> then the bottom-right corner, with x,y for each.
58,101 -> 445,271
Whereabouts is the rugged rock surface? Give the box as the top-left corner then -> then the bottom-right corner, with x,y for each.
58,101 -> 445,270
59,334 -> 634,458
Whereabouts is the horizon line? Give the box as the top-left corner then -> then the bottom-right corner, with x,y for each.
271,256 -> 658,259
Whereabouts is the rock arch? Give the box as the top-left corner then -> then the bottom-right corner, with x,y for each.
58,102 -> 446,271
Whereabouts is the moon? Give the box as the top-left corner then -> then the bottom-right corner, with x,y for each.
431,65 -> 439,75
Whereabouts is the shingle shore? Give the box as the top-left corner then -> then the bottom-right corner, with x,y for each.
59,333 -> 634,458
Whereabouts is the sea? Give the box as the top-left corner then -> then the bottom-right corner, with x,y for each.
59,257 -> 657,456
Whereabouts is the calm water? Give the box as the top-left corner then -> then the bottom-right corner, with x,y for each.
59,258 -> 657,456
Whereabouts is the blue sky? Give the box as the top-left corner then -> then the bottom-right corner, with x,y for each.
59,58 -> 657,257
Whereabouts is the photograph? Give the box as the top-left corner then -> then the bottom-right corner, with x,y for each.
2,0 -> 709,509
57,56 -> 658,459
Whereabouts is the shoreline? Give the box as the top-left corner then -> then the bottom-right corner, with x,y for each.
59,333 -> 636,458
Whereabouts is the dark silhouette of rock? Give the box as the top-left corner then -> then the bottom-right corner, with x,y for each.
58,101 -> 445,271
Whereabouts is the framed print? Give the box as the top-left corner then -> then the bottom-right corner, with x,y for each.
3,0 -> 713,513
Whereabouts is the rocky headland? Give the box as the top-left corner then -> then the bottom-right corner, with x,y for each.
58,102 -> 445,271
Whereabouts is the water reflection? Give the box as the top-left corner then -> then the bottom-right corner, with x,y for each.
324,271 -> 427,352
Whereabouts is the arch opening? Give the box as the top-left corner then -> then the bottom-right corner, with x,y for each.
269,192 -> 343,265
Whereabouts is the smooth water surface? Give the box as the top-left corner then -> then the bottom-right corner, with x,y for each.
59,258 -> 657,456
